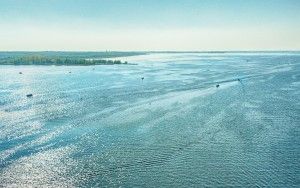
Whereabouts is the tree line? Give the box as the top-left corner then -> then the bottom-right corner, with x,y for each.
0,56 -> 127,65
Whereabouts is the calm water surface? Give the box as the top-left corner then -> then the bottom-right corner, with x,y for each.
0,53 -> 300,187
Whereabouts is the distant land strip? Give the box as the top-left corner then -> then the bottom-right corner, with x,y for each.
0,52 -> 146,65
0,56 -> 129,65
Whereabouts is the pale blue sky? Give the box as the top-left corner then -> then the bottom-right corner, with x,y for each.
0,0 -> 300,51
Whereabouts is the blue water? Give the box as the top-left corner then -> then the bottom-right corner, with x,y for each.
0,53 -> 300,187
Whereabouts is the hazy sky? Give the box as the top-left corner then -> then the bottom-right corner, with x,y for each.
0,0 -> 300,51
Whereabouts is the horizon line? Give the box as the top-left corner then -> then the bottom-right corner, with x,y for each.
1,50 -> 300,53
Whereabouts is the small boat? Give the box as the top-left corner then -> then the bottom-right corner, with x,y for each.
141,77 -> 144,81
26,94 -> 33,97
19,72 -> 22,74
216,84 -> 220,88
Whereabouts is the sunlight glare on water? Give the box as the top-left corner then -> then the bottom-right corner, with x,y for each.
0,52 -> 300,187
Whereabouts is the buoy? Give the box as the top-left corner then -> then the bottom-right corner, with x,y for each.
141,77 -> 144,81
26,94 -> 33,97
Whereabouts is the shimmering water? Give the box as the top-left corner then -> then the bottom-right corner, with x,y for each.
0,53 -> 300,187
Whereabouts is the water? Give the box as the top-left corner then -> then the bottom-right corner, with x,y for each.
0,52 -> 300,187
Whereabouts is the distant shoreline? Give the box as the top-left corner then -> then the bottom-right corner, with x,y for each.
0,56 -> 131,66
0,52 -> 146,66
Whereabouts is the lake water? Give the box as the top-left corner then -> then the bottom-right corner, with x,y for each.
0,52 -> 300,187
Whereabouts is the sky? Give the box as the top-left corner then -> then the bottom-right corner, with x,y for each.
0,0 -> 300,51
